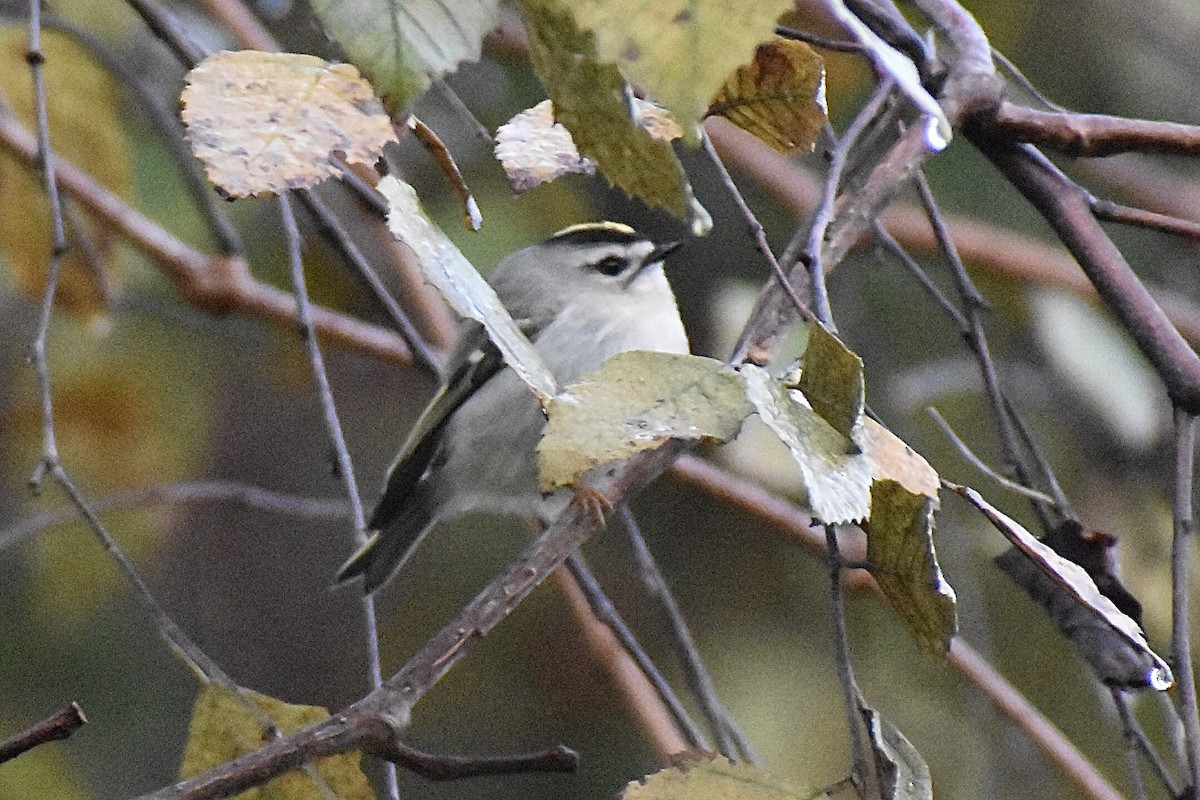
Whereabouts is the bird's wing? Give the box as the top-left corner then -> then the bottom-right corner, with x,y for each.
366,320 -> 509,531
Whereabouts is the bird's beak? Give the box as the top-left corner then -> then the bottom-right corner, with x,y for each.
624,240 -> 683,287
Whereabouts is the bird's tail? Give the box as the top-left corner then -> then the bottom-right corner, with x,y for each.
336,484 -> 435,593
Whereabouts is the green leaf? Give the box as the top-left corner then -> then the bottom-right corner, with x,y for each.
310,0 -> 502,108
622,753 -> 823,800
708,37 -> 827,154
181,51 -> 397,198
861,480 -> 956,656
378,174 -> 557,402
796,321 -> 864,442
569,0 -> 795,145
743,365 -> 872,524
517,0 -> 710,233
180,683 -> 373,799
539,352 -> 749,491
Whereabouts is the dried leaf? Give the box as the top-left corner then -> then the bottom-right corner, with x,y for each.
708,37 -> 827,153
796,321 -> 864,441
743,365 -> 872,524
310,0 -> 502,108
377,175 -> 557,402
180,683 -> 373,799
517,0 -> 710,233
495,98 -> 681,193
952,484 -> 1173,690
860,418 -> 940,499
862,708 -> 933,800
539,352 -> 750,491
862,480 -> 956,656
570,0 -> 796,144
0,26 -> 131,318
623,753 -> 822,800
181,51 -> 396,198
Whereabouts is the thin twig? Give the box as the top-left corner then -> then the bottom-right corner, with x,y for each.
390,740 -> 577,780
563,553 -> 711,752
1171,409 -> 1200,794
912,169 -> 1052,532
806,77 -> 896,329
1112,689 -> 1181,798
1112,689 -> 1149,800
871,222 -> 968,332
0,703 -> 86,764
1089,196 -> 1200,242
617,505 -> 758,763
824,525 -> 879,798
774,25 -> 866,53
991,101 -> 1200,157
926,408 -> 1058,506
298,188 -> 444,378
279,193 -> 398,800
0,480 -> 348,552
699,127 -> 813,326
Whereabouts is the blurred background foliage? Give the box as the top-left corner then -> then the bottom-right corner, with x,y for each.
0,0 -> 1198,798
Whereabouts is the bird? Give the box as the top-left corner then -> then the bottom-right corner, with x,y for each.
337,222 -> 689,593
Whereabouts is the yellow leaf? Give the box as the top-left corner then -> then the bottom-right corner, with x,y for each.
861,480 -> 956,656
539,352 -> 750,492
570,0 -> 795,144
180,683 -> 374,800
623,753 -> 823,800
0,25 -> 131,319
709,37 -> 827,154
181,51 -> 397,198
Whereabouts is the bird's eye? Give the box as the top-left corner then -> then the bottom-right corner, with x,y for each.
591,255 -> 627,277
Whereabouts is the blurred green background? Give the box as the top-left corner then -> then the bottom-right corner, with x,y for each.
1,0 -> 1199,798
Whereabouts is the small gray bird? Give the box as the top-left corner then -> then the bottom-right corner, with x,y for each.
338,222 -> 689,593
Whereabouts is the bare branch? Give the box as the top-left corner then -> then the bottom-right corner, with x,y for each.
992,102 -> 1200,157
0,703 -> 87,764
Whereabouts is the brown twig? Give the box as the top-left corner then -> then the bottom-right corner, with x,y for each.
0,112 -> 416,366
670,455 -> 1124,800
0,703 -> 87,764
131,443 -> 687,800
971,135 -> 1200,414
992,102 -> 1200,157
552,566 -> 692,760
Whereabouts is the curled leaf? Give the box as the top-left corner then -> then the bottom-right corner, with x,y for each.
862,480 -> 956,656
952,484 -> 1172,690
796,321 -> 865,442
517,0 -> 711,233
708,37 -> 827,153
569,0 -> 795,145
